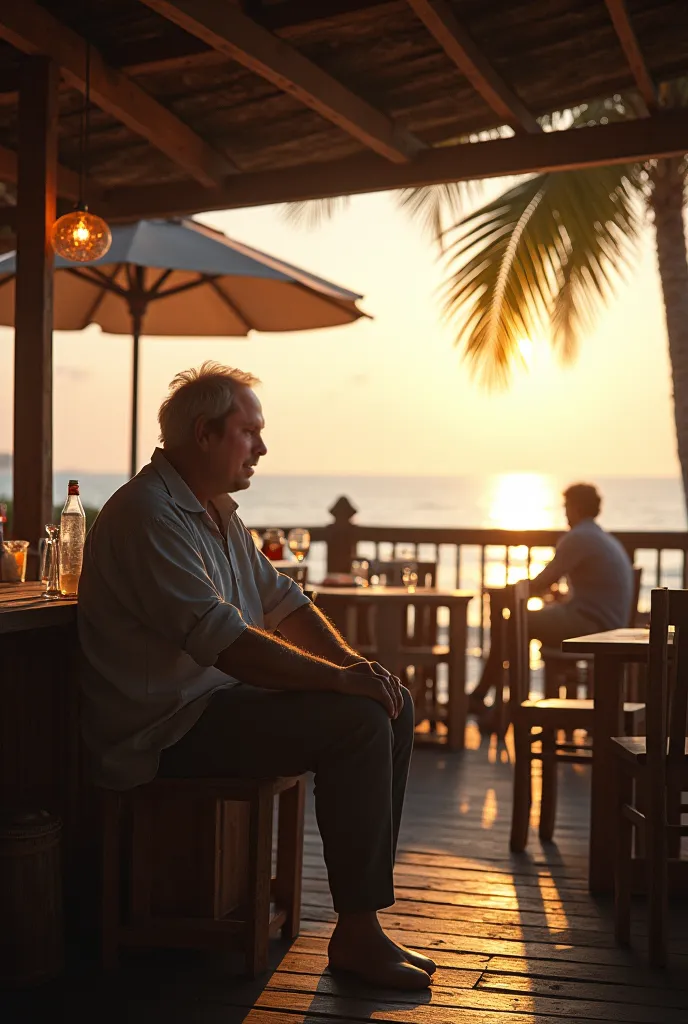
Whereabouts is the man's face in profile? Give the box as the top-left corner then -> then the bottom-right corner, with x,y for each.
207,387 -> 268,493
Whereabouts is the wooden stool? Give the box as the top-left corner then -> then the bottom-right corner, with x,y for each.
101,774 -> 306,976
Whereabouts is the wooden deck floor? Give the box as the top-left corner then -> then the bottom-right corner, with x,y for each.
4,723 -> 688,1023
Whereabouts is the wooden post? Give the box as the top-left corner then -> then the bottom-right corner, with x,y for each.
13,56 -> 58,555
325,495 -> 358,573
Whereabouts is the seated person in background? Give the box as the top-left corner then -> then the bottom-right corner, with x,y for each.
78,362 -> 434,991
469,482 -> 633,712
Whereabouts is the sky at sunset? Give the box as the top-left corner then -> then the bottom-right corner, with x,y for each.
0,189 -> 679,479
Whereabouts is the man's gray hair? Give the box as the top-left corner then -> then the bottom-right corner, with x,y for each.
158,361 -> 260,447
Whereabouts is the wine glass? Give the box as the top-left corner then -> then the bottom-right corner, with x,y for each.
399,544 -> 418,589
351,559 -> 370,587
402,563 -> 418,588
287,528 -> 311,563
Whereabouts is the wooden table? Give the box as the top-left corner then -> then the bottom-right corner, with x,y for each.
307,585 -> 473,750
562,627 -> 652,894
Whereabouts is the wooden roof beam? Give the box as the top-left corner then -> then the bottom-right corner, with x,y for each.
0,143 -> 86,201
604,0 -> 658,112
103,107 -> 688,221
407,0 -> 541,134
0,3 -> 234,187
138,0 -> 425,163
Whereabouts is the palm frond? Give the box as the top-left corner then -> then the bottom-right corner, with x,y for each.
396,182 -> 483,247
282,180 -> 480,245
282,196 -> 352,228
442,163 -> 644,385
541,92 -> 647,131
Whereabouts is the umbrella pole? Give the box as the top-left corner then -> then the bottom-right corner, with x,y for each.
130,313 -> 142,479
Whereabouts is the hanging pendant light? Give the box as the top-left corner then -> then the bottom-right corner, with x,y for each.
52,34 -> 111,263
51,206 -> 111,262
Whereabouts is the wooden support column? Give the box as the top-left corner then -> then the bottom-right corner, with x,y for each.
13,56 -> 58,552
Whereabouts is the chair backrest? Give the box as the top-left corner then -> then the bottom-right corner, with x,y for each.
507,580 -> 531,707
368,559 -> 437,588
648,589 -> 688,778
627,566 -> 642,627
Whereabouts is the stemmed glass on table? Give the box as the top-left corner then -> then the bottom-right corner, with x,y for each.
398,545 -> 419,589
287,528 -> 310,563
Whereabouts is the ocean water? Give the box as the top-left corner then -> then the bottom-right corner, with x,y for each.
2,469 -> 684,595
1,469 -> 685,532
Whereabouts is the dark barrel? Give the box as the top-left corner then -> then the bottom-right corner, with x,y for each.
0,809 -> 64,985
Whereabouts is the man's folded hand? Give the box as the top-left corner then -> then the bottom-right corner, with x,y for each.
338,659 -> 404,719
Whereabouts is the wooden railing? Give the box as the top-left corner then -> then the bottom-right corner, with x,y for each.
251,495 -> 688,652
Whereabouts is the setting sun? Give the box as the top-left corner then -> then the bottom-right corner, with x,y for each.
517,336 -> 534,366
487,472 -> 559,530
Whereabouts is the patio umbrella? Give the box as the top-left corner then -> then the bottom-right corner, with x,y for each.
0,218 -> 366,477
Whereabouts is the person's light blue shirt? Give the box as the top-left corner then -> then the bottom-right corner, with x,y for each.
78,449 -> 310,789
532,518 -> 633,630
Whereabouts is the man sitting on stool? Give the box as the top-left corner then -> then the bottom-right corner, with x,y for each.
469,482 -> 633,714
78,362 -> 433,991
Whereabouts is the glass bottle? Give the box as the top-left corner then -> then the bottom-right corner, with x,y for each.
59,480 -> 86,597
43,525 -> 61,600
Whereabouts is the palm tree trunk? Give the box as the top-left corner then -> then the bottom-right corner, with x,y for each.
650,157 -> 688,510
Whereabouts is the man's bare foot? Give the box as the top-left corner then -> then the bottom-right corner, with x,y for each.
398,945 -> 437,975
328,914 -> 432,990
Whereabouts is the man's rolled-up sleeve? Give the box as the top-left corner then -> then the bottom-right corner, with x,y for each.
244,529 -> 311,631
116,515 -> 248,667
184,601 -> 247,667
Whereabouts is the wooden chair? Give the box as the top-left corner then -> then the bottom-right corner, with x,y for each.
613,587 -> 688,967
508,581 -> 645,852
360,559 -> 443,730
101,774 -> 306,976
540,567 -> 643,699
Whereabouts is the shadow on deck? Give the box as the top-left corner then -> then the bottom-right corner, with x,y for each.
3,723 -> 688,1023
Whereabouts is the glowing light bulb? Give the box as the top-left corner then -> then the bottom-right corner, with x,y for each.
51,208 -> 112,263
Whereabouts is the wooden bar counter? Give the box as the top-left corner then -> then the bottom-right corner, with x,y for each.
0,582 -> 76,633
0,583 -> 82,862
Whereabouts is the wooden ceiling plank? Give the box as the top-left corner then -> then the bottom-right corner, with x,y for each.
604,0 -> 658,111
102,107 -> 688,221
0,2 -> 233,187
0,142 -> 86,201
0,1 -> 400,94
407,0 -> 541,133
138,0 -> 424,163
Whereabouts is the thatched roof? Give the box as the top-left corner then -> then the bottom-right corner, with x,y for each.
0,0 -> 687,222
